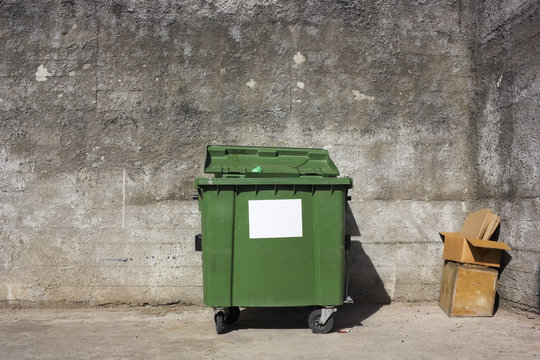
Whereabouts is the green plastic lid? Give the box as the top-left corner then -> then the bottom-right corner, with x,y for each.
203,145 -> 340,178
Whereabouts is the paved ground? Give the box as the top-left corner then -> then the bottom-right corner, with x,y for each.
0,302 -> 538,359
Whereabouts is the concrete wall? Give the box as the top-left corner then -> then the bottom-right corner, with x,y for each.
0,0 -> 537,312
471,0 -> 540,313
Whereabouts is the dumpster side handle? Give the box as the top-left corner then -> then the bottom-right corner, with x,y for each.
195,234 -> 202,251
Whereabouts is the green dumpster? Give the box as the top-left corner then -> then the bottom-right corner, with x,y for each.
194,145 -> 353,334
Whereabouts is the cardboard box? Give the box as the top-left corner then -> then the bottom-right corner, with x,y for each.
440,260 -> 498,317
440,232 -> 510,267
440,209 -> 511,268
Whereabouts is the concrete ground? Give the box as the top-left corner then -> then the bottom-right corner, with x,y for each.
0,303 -> 538,360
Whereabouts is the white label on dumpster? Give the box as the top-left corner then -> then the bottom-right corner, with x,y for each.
248,199 -> 303,239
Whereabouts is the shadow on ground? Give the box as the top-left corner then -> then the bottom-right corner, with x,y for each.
225,303 -> 384,333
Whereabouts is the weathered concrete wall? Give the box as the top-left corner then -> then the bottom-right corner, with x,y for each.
0,0 -> 536,312
471,0 -> 540,313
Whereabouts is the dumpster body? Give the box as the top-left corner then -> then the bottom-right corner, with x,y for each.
194,145 -> 353,333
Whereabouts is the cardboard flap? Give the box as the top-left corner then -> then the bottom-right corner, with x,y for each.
440,232 -> 462,237
482,214 -> 500,240
439,232 -> 463,241
461,208 -> 493,239
466,237 -> 512,251
481,216 -> 497,240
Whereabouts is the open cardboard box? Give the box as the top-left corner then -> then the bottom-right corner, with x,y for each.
440,209 -> 511,268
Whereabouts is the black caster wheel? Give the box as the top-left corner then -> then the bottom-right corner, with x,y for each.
224,306 -> 240,324
214,312 -> 225,334
308,309 -> 334,334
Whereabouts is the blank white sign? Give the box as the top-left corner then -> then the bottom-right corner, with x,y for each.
248,199 -> 303,239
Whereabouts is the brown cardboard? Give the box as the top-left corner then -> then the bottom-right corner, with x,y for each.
460,208 -> 492,239
481,214 -> 500,240
440,232 -> 511,267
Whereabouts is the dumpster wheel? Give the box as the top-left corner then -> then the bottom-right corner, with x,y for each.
308,308 -> 334,334
214,312 -> 225,334
224,306 -> 240,324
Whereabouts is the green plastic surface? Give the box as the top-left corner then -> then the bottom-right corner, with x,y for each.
195,146 -> 352,308
204,145 -> 340,178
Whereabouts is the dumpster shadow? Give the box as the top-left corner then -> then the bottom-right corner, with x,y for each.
227,304 -> 381,333
228,307 -> 313,332
345,203 -> 361,237
345,203 -> 391,305
331,241 -> 390,330
347,241 -> 392,305
343,202 -> 391,328
333,302 -> 386,329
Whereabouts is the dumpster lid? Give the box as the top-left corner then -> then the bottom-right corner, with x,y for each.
203,145 -> 341,177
